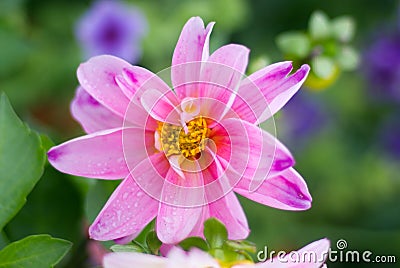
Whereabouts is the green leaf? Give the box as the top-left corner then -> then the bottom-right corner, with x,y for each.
336,46 -> 359,71
180,237 -> 209,251
331,16 -> 355,42
5,167 -> 83,246
146,231 -> 162,254
0,235 -> 72,268
39,134 -> 55,153
276,31 -> 311,59
309,10 -> 331,40
204,218 -> 228,249
209,248 -> 247,264
311,55 -> 336,79
0,93 -> 46,230
224,240 -> 257,253
110,243 -> 146,253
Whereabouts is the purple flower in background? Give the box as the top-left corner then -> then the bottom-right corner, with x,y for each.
280,91 -> 328,149
363,29 -> 400,103
76,0 -> 147,63
378,115 -> 400,159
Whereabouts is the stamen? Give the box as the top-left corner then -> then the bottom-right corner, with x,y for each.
157,117 -> 210,158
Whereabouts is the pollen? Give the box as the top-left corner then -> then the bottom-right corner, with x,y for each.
157,117 -> 210,158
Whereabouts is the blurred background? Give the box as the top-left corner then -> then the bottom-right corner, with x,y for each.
1,0 -> 399,267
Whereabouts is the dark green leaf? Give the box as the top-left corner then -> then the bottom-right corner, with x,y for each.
0,235 -> 72,268
0,93 -> 46,230
204,218 -> 228,249
179,237 -> 209,251
146,231 -> 162,254
5,167 -> 83,246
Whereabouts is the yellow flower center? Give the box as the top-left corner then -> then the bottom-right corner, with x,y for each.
157,117 -> 210,158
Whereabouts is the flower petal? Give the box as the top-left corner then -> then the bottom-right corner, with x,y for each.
70,87 -> 123,133
47,127 -> 155,179
140,88 -> 181,124
172,17 -> 214,65
115,66 -> 172,103
90,175 -> 159,241
115,66 -> 175,129
174,45 -> 250,122
77,55 -> 131,118
205,44 -> 249,84
171,17 -> 214,97
208,191 -> 249,240
103,252 -> 166,268
212,118 -> 295,191
232,62 -> 310,124
157,169 -> 204,243
234,168 -> 312,211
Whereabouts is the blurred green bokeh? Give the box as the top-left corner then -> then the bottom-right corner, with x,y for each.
1,0 -> 399,267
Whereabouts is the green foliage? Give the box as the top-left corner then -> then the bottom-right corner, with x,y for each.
110,242 -> 146,254
5,167 -> 83,246
0,235 -> 71,268
146,231 -> 162,254
276,10 -> 359,90
0,93 -> 46,231
178,218 -> 254,263
180,237 -> 209,251
204,218 -> 228,248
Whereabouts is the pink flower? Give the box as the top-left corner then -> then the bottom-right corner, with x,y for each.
103,238 -> 330,268
48,17 -> 311,244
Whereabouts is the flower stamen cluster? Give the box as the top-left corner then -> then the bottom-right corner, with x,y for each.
157,117 -> 210,158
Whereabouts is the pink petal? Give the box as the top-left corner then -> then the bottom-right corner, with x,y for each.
115,66 -> 171,101
113,234 -> 136,245
232,62 -> 310,124
140,88 -> 181,124
47,127 -> 155,179
205,44 -> 249,86
127,153 -> 170,204
114,66 -> 174,130
103,252 -> 166,268
212,118 -> 295,191
70,87 -> 123,134
157,169 -> 204,244
208,191 -> 249,240
76,55 -> 131,118
200,147 -> 235,204
171,17 -> 214,96
90,175 -> 159,241
174,45 -> 250,122
234,168 -> 312,211
172,17 -> 214,65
